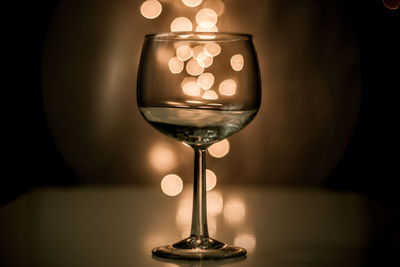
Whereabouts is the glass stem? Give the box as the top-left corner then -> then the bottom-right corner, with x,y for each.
190,148 -> 209,238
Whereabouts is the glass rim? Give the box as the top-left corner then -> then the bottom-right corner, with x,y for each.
145,32 -> 253,41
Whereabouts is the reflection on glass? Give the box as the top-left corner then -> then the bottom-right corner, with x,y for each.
185,100 -> 203,104
223,197 -> 246,224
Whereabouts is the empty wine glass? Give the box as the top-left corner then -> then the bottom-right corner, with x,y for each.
137,32 -> 261,260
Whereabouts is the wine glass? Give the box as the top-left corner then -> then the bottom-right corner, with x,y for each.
137,32 -> 261,260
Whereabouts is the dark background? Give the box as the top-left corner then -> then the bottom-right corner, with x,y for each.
2,0 -> 399,206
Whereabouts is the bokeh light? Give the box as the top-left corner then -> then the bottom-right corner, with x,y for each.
197,72 -> 214,90
383,0 -> 400,9
204,42 -> 221,57
168,57 -> 184,74
202,0 -> 225,16
149,143 -> 176,172
207,190 -> 223,216
208,139 -> 230,158
182,77 -> 201,96
156,46 -> 174,66
176,189 -> 192,235
223,197 -> 246,224
196,24 -> 218,33
140,0 -> 162,19
219,79 -> 237,96
197,54 -> 213,68
144,234 -> 169,253
192,46 -> 205,60
196,8 -> 218,28
197,52 -> 209,62
182,0 -> 203,7
170,17 -> 193,32
161,174 -> 183,196
208,216 -> 217,236
230,54 -> 244,71
202,90 -> 218,100
206,169 -> 217,191
186,58 -> 204,76
176,45 -> 192,61
234,234 -> 256,253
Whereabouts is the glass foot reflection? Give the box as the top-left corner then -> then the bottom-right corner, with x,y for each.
152,236 -> 247,260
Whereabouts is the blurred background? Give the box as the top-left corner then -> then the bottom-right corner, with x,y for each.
2,0 -> 399,206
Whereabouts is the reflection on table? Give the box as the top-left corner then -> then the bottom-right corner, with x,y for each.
0,185 -> 398,267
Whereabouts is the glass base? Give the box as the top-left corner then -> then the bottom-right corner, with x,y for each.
152,236 -> 247,260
